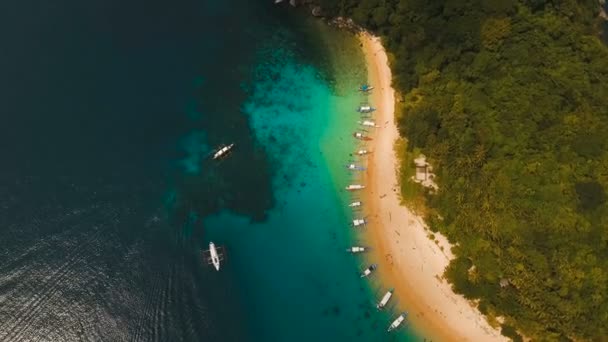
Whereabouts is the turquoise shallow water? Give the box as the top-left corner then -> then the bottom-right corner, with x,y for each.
0,0 -> 421,339
202,20 -> 419,341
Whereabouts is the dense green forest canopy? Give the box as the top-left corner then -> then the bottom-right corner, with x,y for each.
316,0 -> 608,340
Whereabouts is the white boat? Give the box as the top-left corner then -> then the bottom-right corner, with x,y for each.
274,0 -> 283,3
346,246 -> 367,253
346,164 -> 366,171
352,218 -> 366,227
353,132 -> 372,141
349,201 -> 362,207
346,184 -> 365,191
358,120 -> 379,128
357,105 -> 376,113
355,149 -> 372,156
212,143 -> 235,160
203,242 -> 224,271
376,289 -> 394,310
360,264 -> 377,278
387,312 -> 408,332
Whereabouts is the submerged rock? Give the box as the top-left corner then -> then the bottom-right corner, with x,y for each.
332,305 -> 340,316
312,6 -> 323,17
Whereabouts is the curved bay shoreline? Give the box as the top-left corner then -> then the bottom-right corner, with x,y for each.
357,32 -> 506,342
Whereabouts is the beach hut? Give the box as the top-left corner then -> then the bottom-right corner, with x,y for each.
412,154 -> 439,191
414,155 -> 428,182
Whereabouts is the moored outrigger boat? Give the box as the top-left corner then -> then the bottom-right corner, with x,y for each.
203,242 -> 225,271
349,201 -> 362,207
376,289 -> 394,310
358,84 -> 374,92
352,218 -> 367,227
357,105 -> 376,113
212,143 -> 235,160
345,184 -> 365,191
353,132 -> 372,141
387,312 -> 408,332
346,163 -> 366,171
358,120 -> 380,128
346,246 -> 368,253
360,263 -> 378,278
355,149 -> 372,156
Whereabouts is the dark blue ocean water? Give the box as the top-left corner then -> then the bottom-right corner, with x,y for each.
0,1 -> 417,341
0,1 -> 285,340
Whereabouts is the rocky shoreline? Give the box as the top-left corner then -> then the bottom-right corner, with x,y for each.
275,0 -> 362,32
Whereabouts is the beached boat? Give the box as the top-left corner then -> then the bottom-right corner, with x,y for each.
212,143 -> 235,160
376,289 -> 394,310
360,264 -> 377,278
345,184 -> 365,191
346,163 -> 366,171
357,105 -> 376,113
355,149 -> 372,156
346,246 -> 367,253
358,120 -> 380,128
387,312 -> 408,332
353,132 -> 372,141
349,201 -> 362,207
352,218 -> 366,227
358,84 -> 374,92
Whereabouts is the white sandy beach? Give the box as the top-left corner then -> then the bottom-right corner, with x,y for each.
359,32 -> 507,342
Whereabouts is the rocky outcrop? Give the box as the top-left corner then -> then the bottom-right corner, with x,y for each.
328,17 -> 362,32
275,1 -> 363,28
284,0 -> 315,6
277,0 -> 324,16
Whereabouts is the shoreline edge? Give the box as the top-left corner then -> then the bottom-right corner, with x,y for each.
358,31 -> 507,342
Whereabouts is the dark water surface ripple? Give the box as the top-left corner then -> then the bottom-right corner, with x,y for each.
0,0 -> 292,340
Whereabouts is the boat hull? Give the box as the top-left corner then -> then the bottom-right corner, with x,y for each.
353,133 -> 372,141
212,143 -> 235,160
